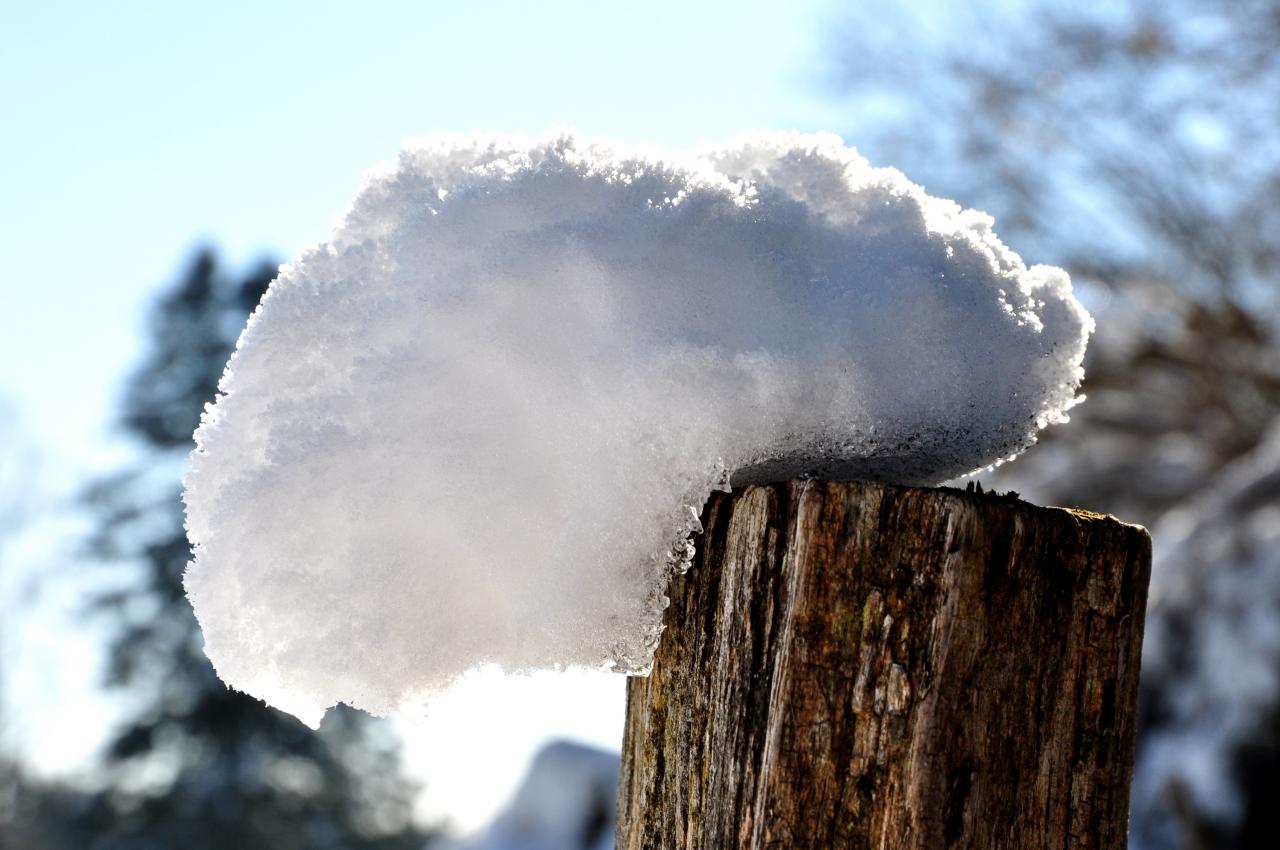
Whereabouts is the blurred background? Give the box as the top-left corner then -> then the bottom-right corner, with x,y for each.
1,1 -> 1276,848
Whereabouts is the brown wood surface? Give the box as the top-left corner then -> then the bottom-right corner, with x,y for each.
617,480 -> 1151,850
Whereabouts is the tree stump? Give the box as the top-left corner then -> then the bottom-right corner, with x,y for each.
617,480 -> 1151,850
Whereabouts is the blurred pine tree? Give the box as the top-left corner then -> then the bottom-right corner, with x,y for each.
62,250 -> 433,850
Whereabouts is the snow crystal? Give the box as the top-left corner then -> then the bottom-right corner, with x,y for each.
183,131 -> 1092,726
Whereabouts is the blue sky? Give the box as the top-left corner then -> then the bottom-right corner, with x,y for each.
1,0 -> 845,470
0,0 -> 845,833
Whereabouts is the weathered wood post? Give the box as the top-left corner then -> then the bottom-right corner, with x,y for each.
617,480 -> 1151,849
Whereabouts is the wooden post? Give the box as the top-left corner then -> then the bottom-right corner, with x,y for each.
617,480 -> 1151,850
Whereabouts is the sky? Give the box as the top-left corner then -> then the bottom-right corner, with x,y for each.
0,0 -> 846,835
1,0 -> 845,471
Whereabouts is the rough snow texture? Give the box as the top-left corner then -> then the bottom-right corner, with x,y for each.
183,131 -> 1091,726
966,281 -> 1280,848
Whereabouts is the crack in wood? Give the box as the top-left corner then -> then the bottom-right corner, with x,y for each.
617,480 -> 1151,850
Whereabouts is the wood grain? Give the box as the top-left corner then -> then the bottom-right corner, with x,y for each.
617,480 -> 1151,850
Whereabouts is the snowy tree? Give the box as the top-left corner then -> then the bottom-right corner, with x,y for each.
831,2 -> 1280,846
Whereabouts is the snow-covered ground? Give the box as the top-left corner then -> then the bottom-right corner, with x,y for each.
441,740 -> 619,850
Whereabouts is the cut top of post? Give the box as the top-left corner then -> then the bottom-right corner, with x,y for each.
619,480 -> 1151,850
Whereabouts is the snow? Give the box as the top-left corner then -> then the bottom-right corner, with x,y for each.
1129,424 -> 1280,848
182,130 -> 1091,726
393,665 -> 625,835
441,740 -> 619,850
967,278 -> 1280,846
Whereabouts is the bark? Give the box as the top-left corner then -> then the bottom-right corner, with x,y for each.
617,480 -> 1151,850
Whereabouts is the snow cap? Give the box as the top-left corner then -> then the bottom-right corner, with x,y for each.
184,131 -> 1092,726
